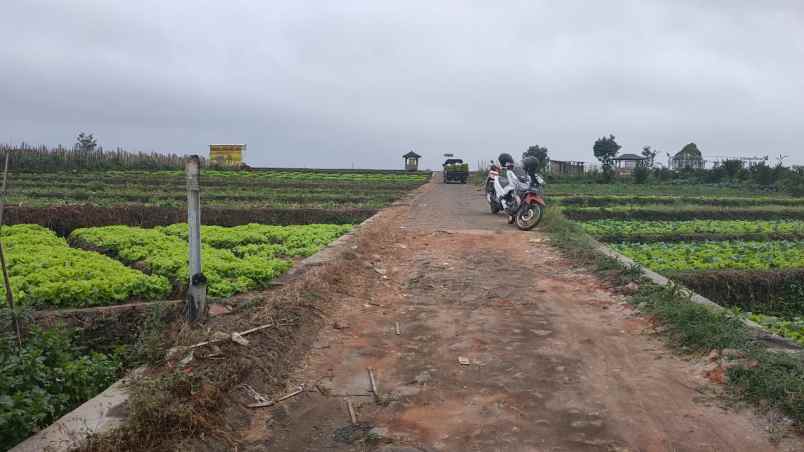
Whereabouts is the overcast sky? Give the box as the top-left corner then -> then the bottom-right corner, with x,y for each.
1,0 -> 803,169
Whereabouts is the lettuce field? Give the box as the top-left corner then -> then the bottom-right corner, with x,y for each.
561,193 -> 804,345
0,223 -> 353,307
71,223 -> 351,298
2,224 -> 169,308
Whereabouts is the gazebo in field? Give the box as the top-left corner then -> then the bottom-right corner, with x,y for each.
403,150 -> 421,171
611,153 -> 648,175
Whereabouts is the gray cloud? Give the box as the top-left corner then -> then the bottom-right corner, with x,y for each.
1,0 -> 803,168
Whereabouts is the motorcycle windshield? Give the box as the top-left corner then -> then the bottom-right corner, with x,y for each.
511,167 -> 527,180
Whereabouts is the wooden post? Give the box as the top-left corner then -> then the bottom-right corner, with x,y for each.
0,152 -> 22,346
185,156 -> 207,322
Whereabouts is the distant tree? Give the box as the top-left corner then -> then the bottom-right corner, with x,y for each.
749,162 -> 776,187
522,145 -> 549,172
641,145 -> 657,168
720,159 -> 744,180
75,132 -> 97,152
593,134 -> 621,179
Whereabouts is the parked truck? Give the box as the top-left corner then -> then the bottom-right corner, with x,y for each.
442,158 -> 469,184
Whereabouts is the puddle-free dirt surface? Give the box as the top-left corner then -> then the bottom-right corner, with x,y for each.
238,180 -> 800,451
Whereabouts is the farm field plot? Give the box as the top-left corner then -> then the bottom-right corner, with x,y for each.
1,224 -> 170,308
71,223 -> 352,298
563,204 -> 804,221
1,165 -> 416,450
554,194 -> 804,207
611,240 -> 804,272
2,169 -> 429,235
0,223 -> 352,308
580,219 -> 804,242
548,182 -> 785,197
7,169 -> 429,209
565,188 -> 804,345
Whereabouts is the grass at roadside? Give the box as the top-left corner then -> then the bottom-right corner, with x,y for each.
541,205 -> 804,428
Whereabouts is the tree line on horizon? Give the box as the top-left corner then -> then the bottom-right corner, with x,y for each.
519,135 -> 803,196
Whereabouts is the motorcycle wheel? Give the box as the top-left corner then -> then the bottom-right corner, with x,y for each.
486,185 -> 500,214
515,204 -> 543,231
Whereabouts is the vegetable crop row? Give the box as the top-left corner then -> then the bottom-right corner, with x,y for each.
554,195 -> 804,207
564,205 -> 804,221
611,240 -> 804,272
9,178 -> 423,191
7,197 -> 391,210
743,313 -> 804,346
581,219 -> 804,242
11,191 -> 397,203
1,225 -> 170,308
11,169 -> 430,183
667,269 -> 804,319
547,183 -> 778,197
70,224 -> 351,298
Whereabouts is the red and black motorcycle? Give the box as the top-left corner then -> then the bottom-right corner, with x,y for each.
487,157 -> 545,230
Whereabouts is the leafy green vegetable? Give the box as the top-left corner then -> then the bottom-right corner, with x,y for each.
612,240 -> 804,272
581,219 -> 804,237
0,327 -> 122,450
1,224 -> 170,308
744,312 -> 804,346
70,224 -> 351,298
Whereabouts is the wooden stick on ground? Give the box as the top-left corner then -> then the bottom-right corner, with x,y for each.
346,399 -> 357,424
189,321 -> 292,349
247,385 -> 305,408
0,152 -> 21,347
368,368 -> 379,401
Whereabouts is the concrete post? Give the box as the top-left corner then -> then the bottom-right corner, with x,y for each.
185,156 -> 207,321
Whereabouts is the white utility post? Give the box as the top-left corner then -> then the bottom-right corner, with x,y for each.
185,155 -> 207,321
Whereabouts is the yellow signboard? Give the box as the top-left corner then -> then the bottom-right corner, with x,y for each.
209,144 -> 245,166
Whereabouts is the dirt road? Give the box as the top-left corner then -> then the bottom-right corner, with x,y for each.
242,180 -> 797,451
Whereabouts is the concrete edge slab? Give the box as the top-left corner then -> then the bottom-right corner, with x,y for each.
10,371 -> 141,452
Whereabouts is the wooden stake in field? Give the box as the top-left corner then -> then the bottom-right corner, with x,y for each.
0,152 -> 22,346
185,155 -> 207,322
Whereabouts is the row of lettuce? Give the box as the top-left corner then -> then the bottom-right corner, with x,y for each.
3,223 -> 351,308
558,194 -> 804,346
6,169 -> 431,210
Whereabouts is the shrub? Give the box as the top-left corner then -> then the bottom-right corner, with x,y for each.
632,166 -> 650,184
653,167 -> 673,182
782,168 -> 804,197
0,327 -> 122,450
749,163 -> 776,187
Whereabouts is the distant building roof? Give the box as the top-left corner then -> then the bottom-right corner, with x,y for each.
403,151 -> 421,158
673,144 -> 703,160
612,153 -> 647,160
